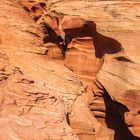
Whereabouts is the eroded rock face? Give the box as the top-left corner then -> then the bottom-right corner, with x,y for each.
48,1 -> 140,139
0,0 -> 140,140
0,0 -> 82,140
64,37 -> 103,78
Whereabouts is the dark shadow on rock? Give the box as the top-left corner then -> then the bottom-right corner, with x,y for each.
31,2 -> 46,13
101,86 -> 140,140
42,23 -> 66,57
114,56 -> 135,63
66,113 -> 70,126
42,20 -> 122,59
63,20 -> 122,58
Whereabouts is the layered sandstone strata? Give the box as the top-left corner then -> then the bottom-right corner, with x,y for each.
0,0 -> 140,140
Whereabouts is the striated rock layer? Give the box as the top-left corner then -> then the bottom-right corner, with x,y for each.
0,0 -> 81,139
0,0 -> 140,140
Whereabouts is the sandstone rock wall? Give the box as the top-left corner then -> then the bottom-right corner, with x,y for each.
0,0 -> 140,140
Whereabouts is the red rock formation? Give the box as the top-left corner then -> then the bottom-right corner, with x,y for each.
0,0 -> 140,140
48,1 -> 140,139
0,0 -> 81,139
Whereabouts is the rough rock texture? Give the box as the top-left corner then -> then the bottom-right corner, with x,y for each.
0,0 -> 140,140
0,0 -> 81,139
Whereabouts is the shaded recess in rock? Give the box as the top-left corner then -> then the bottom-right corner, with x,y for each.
43,23 -> 66,56
63,21 -> 122,58
115,56 -> 134,63
102,86 -> 140,140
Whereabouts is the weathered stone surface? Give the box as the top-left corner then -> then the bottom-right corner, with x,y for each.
1,0 -> 140,140
47,0 -> 140,139
0,0 -> 83,140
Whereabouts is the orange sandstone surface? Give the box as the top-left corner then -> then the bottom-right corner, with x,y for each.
0,0 -> 140,140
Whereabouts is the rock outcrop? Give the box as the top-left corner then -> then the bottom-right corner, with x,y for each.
0,0 -> 140,140
0,0 -> 81,139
